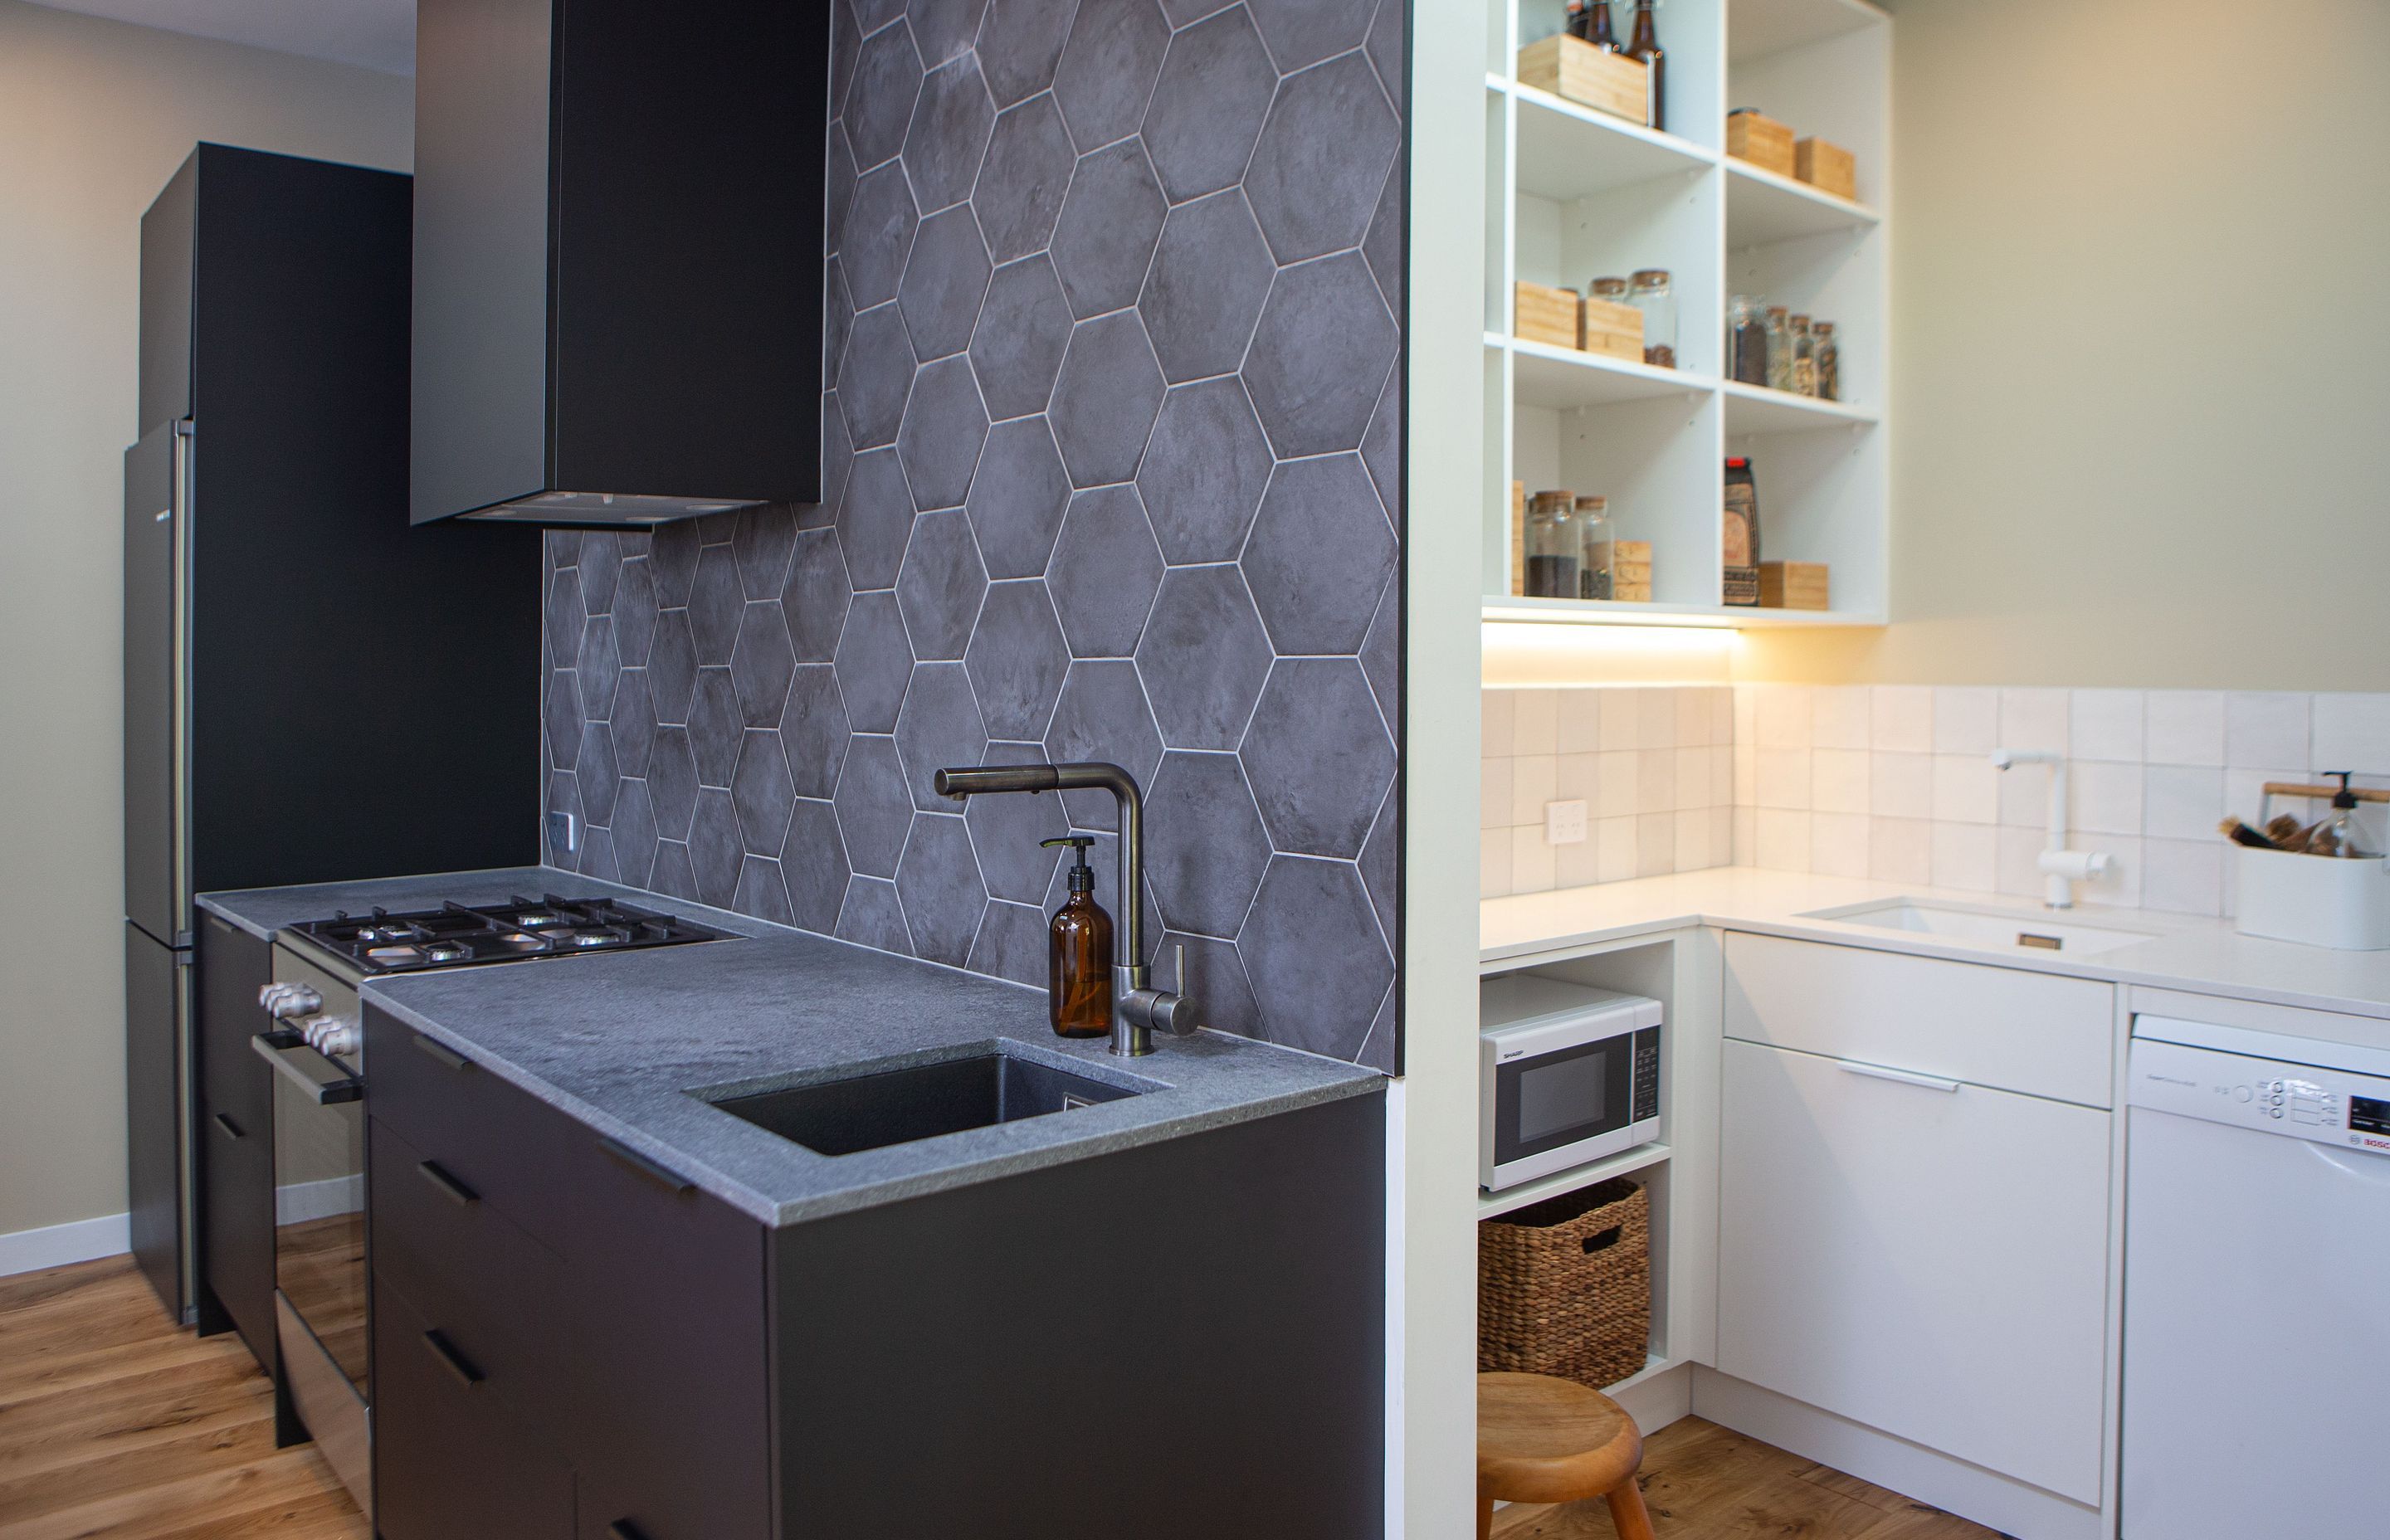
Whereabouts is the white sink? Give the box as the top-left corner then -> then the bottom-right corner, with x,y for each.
1801,899 -> 2158,958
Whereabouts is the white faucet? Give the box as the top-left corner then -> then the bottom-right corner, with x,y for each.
1990,748 -> 2113,910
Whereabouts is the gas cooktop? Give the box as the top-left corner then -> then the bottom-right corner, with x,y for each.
284,894 -> 728,976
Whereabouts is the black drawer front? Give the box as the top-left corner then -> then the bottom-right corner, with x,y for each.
558,1138 -> 771,1540
197,914 -> 273,1354
373,1280 -> 574,1540
368,1117 -> 568,1443
199,1096 -> 274,1367
364,1005 -> 580,1252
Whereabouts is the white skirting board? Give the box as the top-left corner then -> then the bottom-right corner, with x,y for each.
1690,1367 -> 2105,1540
0,1211 -> 130,1278
276,1174 -> 363,1226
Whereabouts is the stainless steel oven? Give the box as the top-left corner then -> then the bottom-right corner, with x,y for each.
1480,976 -> 1661,1192
254,942 -> 369,1508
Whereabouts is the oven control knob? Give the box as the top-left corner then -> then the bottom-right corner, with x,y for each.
259,983 -> 322,1020
299,1014 -> 360,1058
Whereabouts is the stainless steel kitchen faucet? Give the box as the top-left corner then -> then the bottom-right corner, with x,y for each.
932,761 -> 1197,1056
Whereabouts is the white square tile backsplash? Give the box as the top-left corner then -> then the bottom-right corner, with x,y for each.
1481,682 -> 2390,915
1480,687 -> 1737,897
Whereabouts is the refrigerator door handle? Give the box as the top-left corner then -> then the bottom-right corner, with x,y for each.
169,420 -> 192,943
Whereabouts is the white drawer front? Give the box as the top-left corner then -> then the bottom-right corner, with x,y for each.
1724,932 -> 2114,1107
1717,1039 -> 2112,1505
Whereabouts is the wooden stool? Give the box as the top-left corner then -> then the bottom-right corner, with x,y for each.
1476,1372 -> 1656,1540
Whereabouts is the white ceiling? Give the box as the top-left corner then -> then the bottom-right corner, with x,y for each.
31,0 -> 416,76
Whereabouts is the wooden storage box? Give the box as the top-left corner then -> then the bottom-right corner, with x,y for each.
1514,280 -> 1582,351
1612,540 -> 1651,602
1795,137 -> 1857,201
1578,295 -> 1644,363
1726,110 -> 1796,178
1517,34 -> 1650,126
1758,560 -> 1830,611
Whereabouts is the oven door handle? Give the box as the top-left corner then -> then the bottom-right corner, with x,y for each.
251,1031 -> 363,1105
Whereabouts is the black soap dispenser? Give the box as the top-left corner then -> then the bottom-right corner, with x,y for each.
1040,836 -> 1113,1038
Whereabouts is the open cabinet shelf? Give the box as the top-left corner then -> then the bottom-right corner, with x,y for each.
1482,0 -> 1891,630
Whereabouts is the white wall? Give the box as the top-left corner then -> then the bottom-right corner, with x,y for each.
1397,0 -> 1489,1529
0,0 -> 411,1241
1741,0 -> 2390,690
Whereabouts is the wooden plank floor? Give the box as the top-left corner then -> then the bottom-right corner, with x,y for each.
5,1255 -> 2002,1538
0,1255 -> 365,1539
1492,1415 -> 2006,1539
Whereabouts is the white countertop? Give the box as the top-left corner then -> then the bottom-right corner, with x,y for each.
1483,866 -> 2390,1022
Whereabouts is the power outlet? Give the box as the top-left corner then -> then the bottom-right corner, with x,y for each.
1545,799 -> 1588,846
547,809 -> 579,855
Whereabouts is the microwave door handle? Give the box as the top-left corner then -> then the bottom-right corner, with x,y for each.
251,1032 -> 363,1105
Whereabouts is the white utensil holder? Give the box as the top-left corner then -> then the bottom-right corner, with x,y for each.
2235,846 -> 2390,950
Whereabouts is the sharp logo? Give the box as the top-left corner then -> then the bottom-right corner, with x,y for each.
1500,1049 -> 1524,1062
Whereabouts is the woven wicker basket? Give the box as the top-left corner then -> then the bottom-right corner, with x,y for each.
1477,1178 -> 1651,1391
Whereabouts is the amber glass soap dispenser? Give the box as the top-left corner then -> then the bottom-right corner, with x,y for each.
1041,836 -> 1113,1038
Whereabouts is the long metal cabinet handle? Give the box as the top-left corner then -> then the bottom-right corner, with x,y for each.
1837,1060 -> 1962,1094
421,1329 -> 484,1387
598,1136 -> 695,1195
212,1112 -> 245,1139
410,1032 -> 471,1072
250,1033 -> 363,1104
417,1159 -> 480,1206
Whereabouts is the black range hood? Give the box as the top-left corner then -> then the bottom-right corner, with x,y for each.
410,0 -> 827,526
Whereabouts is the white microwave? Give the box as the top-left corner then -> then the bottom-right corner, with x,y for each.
1480,976 -> 1661,1192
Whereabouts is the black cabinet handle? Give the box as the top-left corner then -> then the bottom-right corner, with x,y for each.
597,1136 -> 694,1195
212,1112 -> 245,1140
421,1329 -> 484,1387
416,1159 -> 480,1206
606,1523 -> 651,1540
410,1033 -> 471,1072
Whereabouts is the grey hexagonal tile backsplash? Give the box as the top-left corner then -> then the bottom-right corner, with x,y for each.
543,0 -> 1404,1074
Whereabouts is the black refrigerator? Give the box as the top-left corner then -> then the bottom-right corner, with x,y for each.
125,144 -> 542,1323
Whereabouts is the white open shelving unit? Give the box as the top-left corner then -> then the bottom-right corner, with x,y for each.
1481,0 -> 1890,627
1477,928 -> 1723,1407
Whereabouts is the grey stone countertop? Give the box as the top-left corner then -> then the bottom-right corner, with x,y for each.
198,866 -> 1384,1227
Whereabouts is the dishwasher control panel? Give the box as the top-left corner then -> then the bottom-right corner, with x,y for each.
2129,1036 -> 2390,1155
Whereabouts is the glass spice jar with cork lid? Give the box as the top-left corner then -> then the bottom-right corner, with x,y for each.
1524,491 -> 1582,599
1627,269 -> 1675,368
1729,295 -> 1768,385
1764,306 -> 1792,392
1788,314 -> 1817,396
1813,321 -> 1839,401
1574,495 -> 1614,600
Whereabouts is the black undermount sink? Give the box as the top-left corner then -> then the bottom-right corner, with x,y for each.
711,1050 -> 1141,1157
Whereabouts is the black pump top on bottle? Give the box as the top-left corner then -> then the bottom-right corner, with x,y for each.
1042,836 -> 1098,894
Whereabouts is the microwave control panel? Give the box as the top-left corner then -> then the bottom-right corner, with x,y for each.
1631,1026 -> 1661,1122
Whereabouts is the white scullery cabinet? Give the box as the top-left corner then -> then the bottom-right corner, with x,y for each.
1479,0 -> 1889,626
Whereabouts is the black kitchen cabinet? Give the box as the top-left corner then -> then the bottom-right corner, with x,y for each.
195,913 -> 273,1364
557,1134 -> 770,1540
363,1005 -> 1385,1538
373,1282 -> 576,1540
408,0 -> 828,525
368,1009 -> 770,1537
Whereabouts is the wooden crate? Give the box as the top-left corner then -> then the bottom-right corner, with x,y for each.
1726,110 -> 1796,178
1510,481 -> 1526,596
1517,34 -> 1650,125
1612,540 -> 1651,602
1579,295 -> 1644,363
1758,560 -> 1830,611
1514,281 -> 1582,351
1795,137 -> 1856,201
